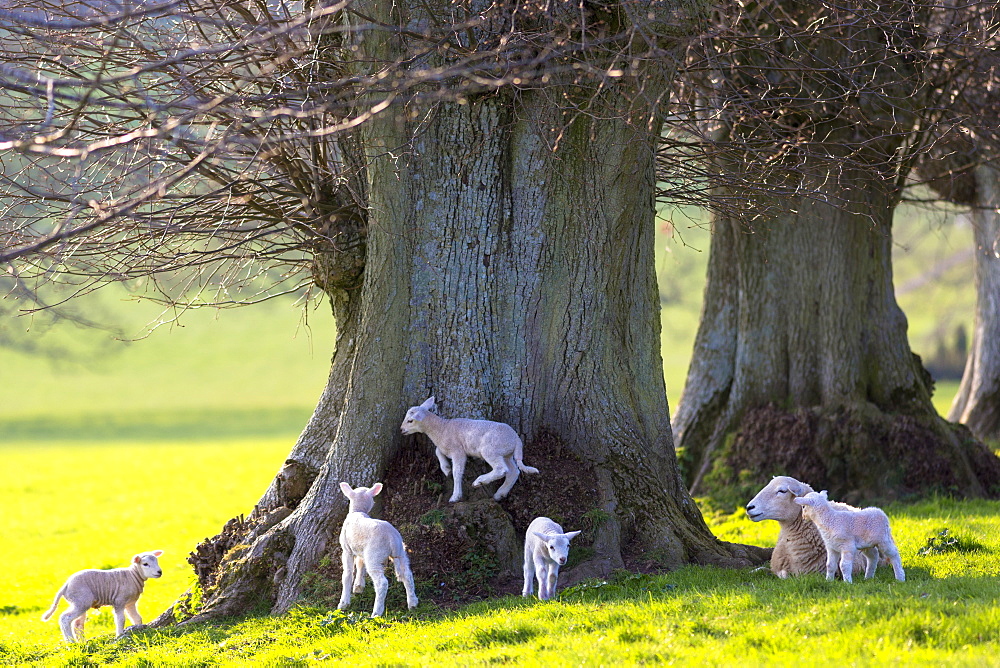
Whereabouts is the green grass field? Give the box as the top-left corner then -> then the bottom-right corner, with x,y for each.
2,441 -> 997,666
0,204 -> 986,665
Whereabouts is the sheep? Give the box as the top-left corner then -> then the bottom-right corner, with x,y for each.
745,476 -> 873,579
400,396 -> 539,503
522,517 -> 581,601
41,550 -> 163,641
337,482 -> 419,617
795,490 -> 905,583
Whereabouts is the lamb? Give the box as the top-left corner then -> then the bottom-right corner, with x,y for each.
41,550 -> 163,641
400,396 -> 539,503
745,476 -> 873,579
795,490 -> 905,583
521,517 -> 581,601
337,482 -> 418,617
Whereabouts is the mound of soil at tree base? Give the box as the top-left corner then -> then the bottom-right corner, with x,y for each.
702,403 -> 1000,509
317,430 -> 604,608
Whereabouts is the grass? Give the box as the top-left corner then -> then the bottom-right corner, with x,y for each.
2,438 -> 997,666
0,204 -> 985,664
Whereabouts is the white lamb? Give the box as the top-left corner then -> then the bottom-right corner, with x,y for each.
795,490 -> 905,583
746,476 -> 871,579
337,482 -> 419,617
41,550 -> 163,641
521,516 -> 581,601
400,396 -> 539,503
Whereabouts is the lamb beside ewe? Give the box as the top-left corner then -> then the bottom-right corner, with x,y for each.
41,550 -> 163,641
337,482 -> 418,617
795,490 -> 905,583
400,396 -> 539,502
522,516 -> 581,601
746,476 -> 872,579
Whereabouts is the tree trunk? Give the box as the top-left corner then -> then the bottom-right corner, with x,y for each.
948,163 -> 1000,442
172,1 -> 766,622
674,163 -> 1000,505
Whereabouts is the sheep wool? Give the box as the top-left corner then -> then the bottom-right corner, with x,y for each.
41,550 -> 164,641
400,396 -> 539,502
337,482 -> 419,617
795,490 -> 905,583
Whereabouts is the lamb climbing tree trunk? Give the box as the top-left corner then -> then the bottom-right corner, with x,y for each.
949,163 -> 1000,442
179,1 -> 764,622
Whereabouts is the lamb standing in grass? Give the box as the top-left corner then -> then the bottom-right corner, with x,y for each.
41,550 -> 163,641
746,476 -> 871,579
795,490 -> 905,583
400,396 -> 539,502
522,517 -> 581,601
337,482 -> 418,617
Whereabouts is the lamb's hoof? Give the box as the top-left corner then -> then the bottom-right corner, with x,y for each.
353,586 -> 365,594
492,493 -> 506,502
448,495 -> 462,503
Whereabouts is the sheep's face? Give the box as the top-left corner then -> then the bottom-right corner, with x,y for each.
401,397 -> 436,435
534,531 -> 582,566
340,481 -> 382,513
134,552 -> 163,579
745,476 -> 814,523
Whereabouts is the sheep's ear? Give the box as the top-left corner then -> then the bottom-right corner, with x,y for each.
339,481 -> 354,497
564,530 -> 582,542
794,497 -> 809,506
421,396 -> 436,410
819,490 -> 829,499
531,531 -> 549,542
152,550 -> 164,557
370,482 -> 383,496
133,555 -> 141,564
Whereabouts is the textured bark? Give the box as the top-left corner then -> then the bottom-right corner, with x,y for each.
948,164 -> 1000,441
675,163 -> 1000,502
174,0 -> 764,622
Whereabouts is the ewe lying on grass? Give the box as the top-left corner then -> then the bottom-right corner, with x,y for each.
400,396 -> 539,502
522,516 -> 581,601
338,482 -> 418,617
41,550 -> 163,641
746,475 -> 870,579
795,490 -> 905,583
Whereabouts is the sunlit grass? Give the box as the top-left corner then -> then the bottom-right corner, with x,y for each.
2,436 -> 998,666
0,438 -> 290,644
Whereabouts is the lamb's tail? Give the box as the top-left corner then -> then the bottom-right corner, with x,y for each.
515,439 -> 539,474
41,584 -> 66,621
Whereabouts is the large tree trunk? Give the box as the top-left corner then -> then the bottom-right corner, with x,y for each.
948,163 -> 1000,441
674,161 -> 1000,503
174,1 -> 765,622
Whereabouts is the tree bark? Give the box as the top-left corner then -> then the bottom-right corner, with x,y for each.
675,161 -> 1000,504
174,0 -> 766,622
948,163 -> 1000,442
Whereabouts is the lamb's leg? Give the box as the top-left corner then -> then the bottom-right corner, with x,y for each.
124,601 -> 142,627
72,614 -> 86,641
825,548 -> 839,581
435,448 -> 451,476
522,548 -> 535,598
860,547 -> 880,579
112,606 -> 128,636
839,550 -> 855,584
352,555 -> 366,594
337,548 -> 354,610
368,562 -> 390,617
880,540 -> 906,582
545,564 -> 560,600
392,553 -> 419,610
490,455 -> 521,501
472,454 -> 509,489
60,606 -> 88,642
448,453 -> 467,502
536,558 -> 552,600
